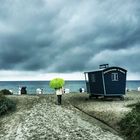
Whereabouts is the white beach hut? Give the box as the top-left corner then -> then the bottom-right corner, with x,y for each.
138,87 -> 140,91
36,88 -> 43,94
64,88 -> 70,93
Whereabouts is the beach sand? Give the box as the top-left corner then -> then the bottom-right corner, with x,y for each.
0,94 -> 124,140
64,91 -> 140,131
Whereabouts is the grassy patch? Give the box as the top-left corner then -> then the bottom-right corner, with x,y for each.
119,102 -> 140,140
0,93 -> 16,116
0,89 -> 12,95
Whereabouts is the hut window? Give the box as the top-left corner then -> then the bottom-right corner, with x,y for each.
111,73 -> 118,81
91,74 -> 96,82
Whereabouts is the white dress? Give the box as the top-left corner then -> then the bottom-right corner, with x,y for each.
56,88 -> 63,95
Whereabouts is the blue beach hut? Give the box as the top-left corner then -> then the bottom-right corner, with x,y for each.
84,64 -> 127,99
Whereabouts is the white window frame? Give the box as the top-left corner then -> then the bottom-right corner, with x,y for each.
111,73 -> 118,81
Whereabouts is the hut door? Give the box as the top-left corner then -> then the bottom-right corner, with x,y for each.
104,71 -> 125,95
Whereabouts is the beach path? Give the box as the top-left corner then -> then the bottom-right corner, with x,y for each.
0,95 -> 123,140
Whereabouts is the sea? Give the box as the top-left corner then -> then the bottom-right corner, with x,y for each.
0,80 -> 140,94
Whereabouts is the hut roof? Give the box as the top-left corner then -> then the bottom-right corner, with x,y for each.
84,66 -> 127,74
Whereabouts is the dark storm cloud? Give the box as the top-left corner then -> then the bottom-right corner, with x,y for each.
0,0 -> 140,73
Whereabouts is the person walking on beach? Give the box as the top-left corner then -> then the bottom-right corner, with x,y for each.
56,87 -> 64,105
49,78 -> 65,105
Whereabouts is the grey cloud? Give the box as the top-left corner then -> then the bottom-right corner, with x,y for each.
0,0 -> 140,74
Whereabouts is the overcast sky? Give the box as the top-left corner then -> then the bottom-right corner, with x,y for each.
0,0 -> 140,80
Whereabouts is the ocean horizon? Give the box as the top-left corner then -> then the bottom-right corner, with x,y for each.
0,80 -> 140,94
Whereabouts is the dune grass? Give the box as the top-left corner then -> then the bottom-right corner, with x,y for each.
119,102 -> 140,140
0,93 -> 16,116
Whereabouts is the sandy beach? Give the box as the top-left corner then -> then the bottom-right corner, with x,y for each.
1,91 -> 140,140
64,91 -> 140,131
0,93 -> 124,140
